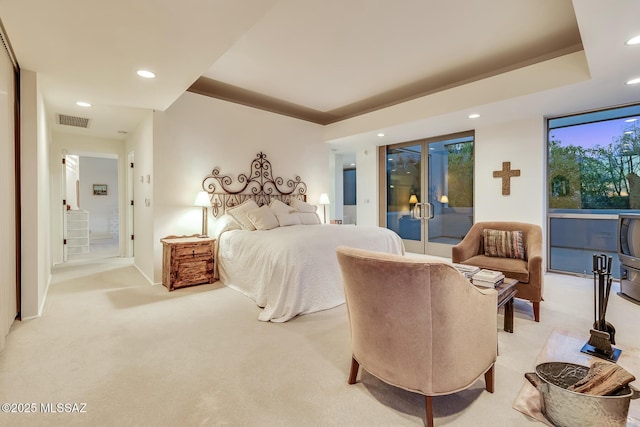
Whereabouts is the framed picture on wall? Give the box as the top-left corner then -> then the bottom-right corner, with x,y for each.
93,184 -> 108,196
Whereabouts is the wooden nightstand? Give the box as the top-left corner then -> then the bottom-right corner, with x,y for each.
161,235 -> 215,291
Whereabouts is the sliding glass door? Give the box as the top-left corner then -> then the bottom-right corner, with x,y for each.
384,132 -> 474,257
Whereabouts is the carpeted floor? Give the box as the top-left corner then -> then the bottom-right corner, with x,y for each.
0,256 -> 639,426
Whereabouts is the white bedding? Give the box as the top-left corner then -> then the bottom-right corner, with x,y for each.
217,224 -> 404,322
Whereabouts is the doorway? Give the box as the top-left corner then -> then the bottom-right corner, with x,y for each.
64,154 -> 120,261
383,131 -> 474,257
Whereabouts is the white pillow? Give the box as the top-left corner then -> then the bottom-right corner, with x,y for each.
297,212 -> 321,225
212,214 -> 241,239
269,199 -> 294,215
227,199 -> 260,231
276,212 -> 301,226
246,205 -> 279,231
290,197 -> 317,213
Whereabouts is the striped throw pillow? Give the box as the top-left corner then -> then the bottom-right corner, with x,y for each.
483,229 -> 526,260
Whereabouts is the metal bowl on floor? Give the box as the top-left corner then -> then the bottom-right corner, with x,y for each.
525,362 -> 639,427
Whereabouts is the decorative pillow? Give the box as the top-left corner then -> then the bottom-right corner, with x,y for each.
483,229 -> 526,259
246,205 -> 279,231
290,197 -> 317,213
247,205 -> 279,230
276,212 -> 301,227
269,199 -> 294,216
227,199 -> 260,231
212,214 -> 241,239
297,212 -> 321,225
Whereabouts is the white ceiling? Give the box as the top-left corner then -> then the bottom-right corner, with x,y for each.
203,0 -> 580,113
1,0 -> 639,146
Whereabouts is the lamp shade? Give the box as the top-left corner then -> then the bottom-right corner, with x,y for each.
440,195 -> 449,204
409,194 -> 418,204
194,191 -> 210,207
319,193 -> 330,205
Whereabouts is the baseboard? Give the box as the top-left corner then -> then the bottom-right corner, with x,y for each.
21,272 -> 52,321
133,263 -> 156,286
37,273 -> 53,318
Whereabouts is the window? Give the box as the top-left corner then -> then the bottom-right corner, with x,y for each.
547,104 -> 640,277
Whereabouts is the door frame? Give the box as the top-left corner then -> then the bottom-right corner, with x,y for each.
61,151 -> 122,261
127,151 -> 135,257
379,131 -> 475,256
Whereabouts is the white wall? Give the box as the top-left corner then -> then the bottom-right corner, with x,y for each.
50,133 -> 127,264
125,112 -> 154,284
474,118 -> 545,225
355,146 -> 379,226
328,154 -> 342,222
152,91 -> 327,283
79,157 -> 119,240
20,69 -> 51,319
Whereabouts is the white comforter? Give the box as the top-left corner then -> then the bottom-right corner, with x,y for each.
217,224 -> 404,322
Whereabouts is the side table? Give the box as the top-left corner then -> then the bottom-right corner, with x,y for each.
494,278 -> 518,333
161,235 -> 215,291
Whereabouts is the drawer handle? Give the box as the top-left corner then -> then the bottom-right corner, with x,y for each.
192,250 -> 195,257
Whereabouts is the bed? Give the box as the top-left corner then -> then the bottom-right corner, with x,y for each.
202,152 -> 405,322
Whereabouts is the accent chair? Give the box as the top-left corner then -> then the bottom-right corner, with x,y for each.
452,221 -> 543,322
336,246 -> 498,427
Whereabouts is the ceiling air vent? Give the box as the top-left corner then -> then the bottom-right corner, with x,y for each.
57,113 -> 91,128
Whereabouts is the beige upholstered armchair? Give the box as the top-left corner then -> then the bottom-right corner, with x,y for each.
451,221 -> 543,322
336,246 -> 497,427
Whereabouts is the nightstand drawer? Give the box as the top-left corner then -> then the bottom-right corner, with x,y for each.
174,242 -> 212,259
173,258 -> 213,288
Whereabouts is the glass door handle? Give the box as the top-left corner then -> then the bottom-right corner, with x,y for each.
412,203 -> 423,219
413,202 -> 434,220
426,202 -> 434,219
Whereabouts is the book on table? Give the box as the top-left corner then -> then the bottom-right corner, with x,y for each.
472,269 -> 505,287
453,263 -> 481,279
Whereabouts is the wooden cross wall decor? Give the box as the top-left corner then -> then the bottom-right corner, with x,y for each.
493,161 -> 521,195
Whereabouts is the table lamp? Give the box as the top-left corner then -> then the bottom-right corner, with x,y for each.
409,194 -> 418,217
194,191 -> 210,237
319,193 -> 330,224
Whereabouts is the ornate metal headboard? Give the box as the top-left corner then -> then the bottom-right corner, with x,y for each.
202,152 -> 307,217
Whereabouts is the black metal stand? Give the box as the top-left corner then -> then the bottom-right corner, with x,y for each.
581,254 -> 621,362
580,342 -> 622,362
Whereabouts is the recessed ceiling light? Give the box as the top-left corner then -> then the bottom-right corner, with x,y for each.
136,69 -> 156,79
377,133 -> 385,137
468,113 -> 480,119
76,101 -> 91,107
350,163 -> 355,166
626,77 -> 640,85
626,35 -> 640,45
